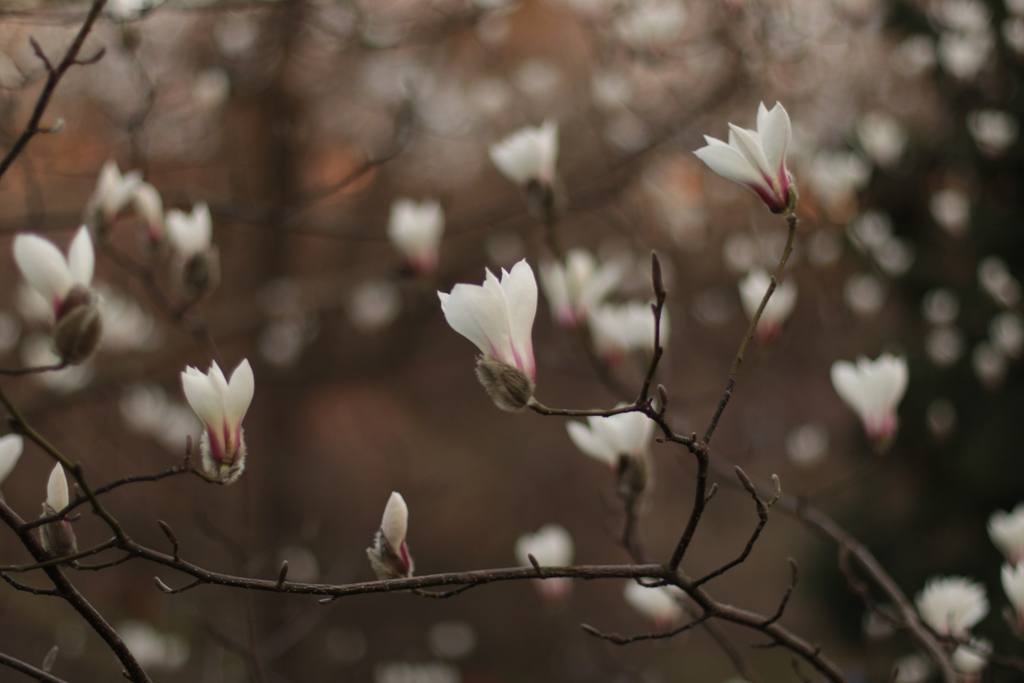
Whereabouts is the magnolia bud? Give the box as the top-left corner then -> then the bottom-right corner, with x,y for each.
37,504 -> 78,558
198,430 -> 246,485
366,531 -> 414,580
366,493 -> 414,580
53,287 -> 102,365
182,248 -> 220,300
475,358 -> 534,412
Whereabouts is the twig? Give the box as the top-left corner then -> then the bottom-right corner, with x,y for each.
0,0 -> 109,182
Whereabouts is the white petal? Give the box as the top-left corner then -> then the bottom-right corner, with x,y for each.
439,282 -> 510,359
0,434 -> 23,487
499,260 -> 538,375
46,463 -> 69,511
728,123 -> 773,179
381,491 -> 408,550
13,234 -> 73,304
67,226 -> 95,286
757,102 -> 791,178
180,366 -> 224,429
694,139 -> 767,190
566,421 -> 616,465
224,359 -> 255,429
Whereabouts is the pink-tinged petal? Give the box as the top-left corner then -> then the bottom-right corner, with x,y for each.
181,366 -> 225,429
13,234 -> 73,305
67,226 -> 95,286
694,139 -> 768,192
224,359 -> 254,430
46,463 -> 69,512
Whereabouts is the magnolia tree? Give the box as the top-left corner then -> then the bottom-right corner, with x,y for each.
0,0 -> 1021,682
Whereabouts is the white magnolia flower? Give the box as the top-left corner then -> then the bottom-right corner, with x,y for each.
165,203 -> 213,259
489,121 -> 559,186
88,161 -> 143,225
515,524 -> 573,600
46,463 -> 70,512
988,504 -> 1024,564
0,434 -> 23,488
438,260 -> 537,410
893,654 -> 931,683
930,188 -> 970,235
830,353 -> 908,445
367,491 -> 414,579
539,250 -> 623,327
566,411 -> 654,468
1002,563 -> 1024,627
624,582 -> 684,626
388,199 -> 444,273
133,182 -> 164,242
13,226 -> 95,316
588,302 -> 667,362
738,270 -> 796,342
694,102 -> 795,214
180,359 -> 254,484
915,576 -> 988,638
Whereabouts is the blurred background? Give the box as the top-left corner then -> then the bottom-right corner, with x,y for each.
0,0 -> 1022,680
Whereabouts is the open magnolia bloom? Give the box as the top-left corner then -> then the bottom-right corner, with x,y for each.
915,576 -> 988,638
989,504 -> 1024,564
588,301 -> 668,363
624,582 -> 684,627
694,102 -> 795,214
0,434 -> 23,489
489,121 -> 559,188
953,639 -> 991,681
539,249 -> 623,328
738,269 -> 797,342
180,359 -> 255,485
13,226 -> 102,364
515,524 -> 574,601
166,202 -> 219,298
438,260 -> 537,411
86,160 -> 143,230
387,199 -> 444,274
38,463 -> 77,557
367,492 -> 414,580
830,353 -> 908,448
133,182 -> 164,244
566,409 -> 655,496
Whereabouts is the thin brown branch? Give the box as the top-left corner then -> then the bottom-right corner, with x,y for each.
0,0 -> 108,182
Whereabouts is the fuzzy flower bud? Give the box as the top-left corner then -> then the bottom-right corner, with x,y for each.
37,464 -> 77,557
367,492 -> 414,580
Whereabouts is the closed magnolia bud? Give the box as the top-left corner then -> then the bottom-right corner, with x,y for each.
366,492 -> 414,580
37,504 -> 78,558
53,287 -> 102,365
475,358 -> 535,412
182,248 -> 220,300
